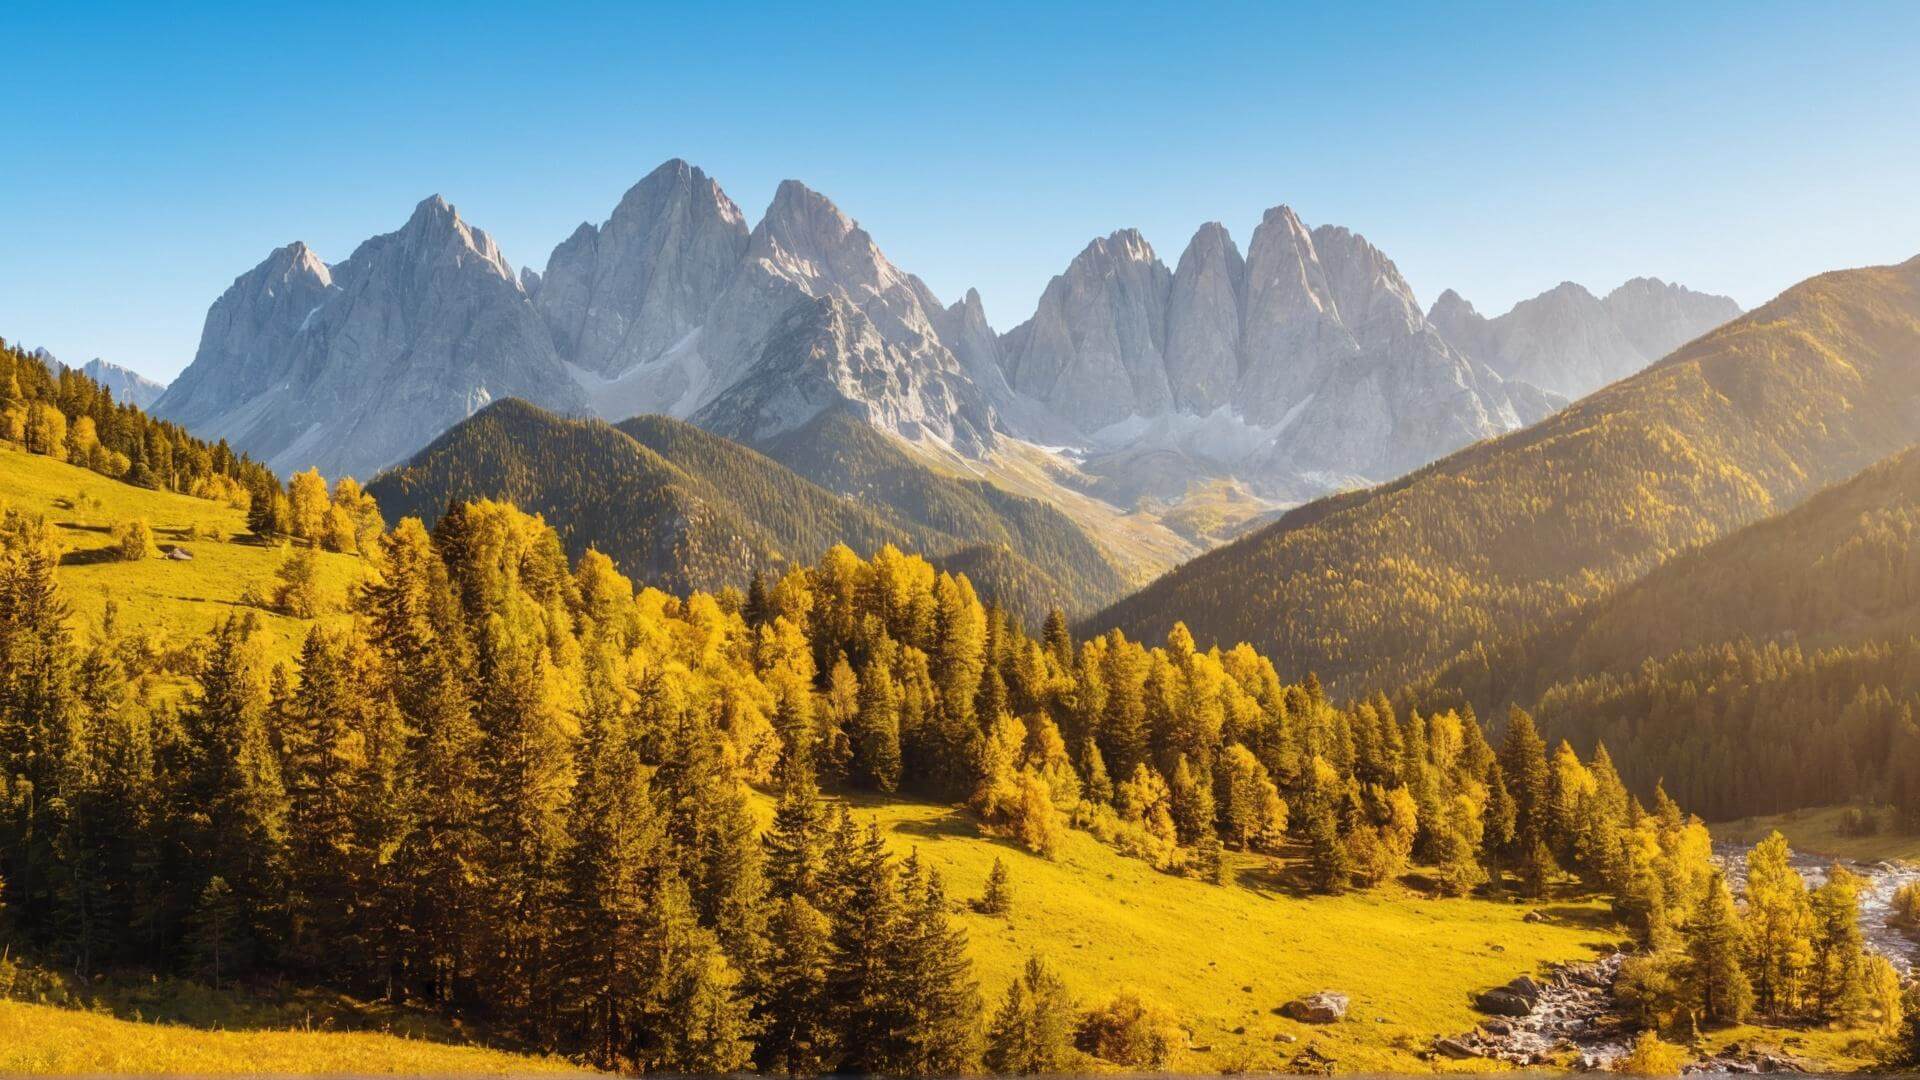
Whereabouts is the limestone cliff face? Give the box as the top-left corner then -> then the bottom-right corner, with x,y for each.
156,196 -> 583,480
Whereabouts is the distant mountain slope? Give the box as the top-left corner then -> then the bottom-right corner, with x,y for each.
28,348 -> 168,409
368,400 -> 1129,620
1542,444 -> 1920,687
1092,255 -> 1920,696
1429,278 -> 1741,401
753,407 -> 1133,615
1528,446 -> 1920,819
367,400 -> 786,594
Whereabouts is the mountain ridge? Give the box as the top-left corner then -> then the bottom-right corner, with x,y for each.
1091,253 -> 1920,696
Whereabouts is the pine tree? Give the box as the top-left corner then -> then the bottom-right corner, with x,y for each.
186,876 -> 244,990
764,756 -> 829,901
979,856 -> 1013,916
657,711 -> 767,974
892,857 -> 983,1075
852,643 -> 903,792
826,820 -> 905,1073
183,615 -> 288,961
755,895 -> 838,1076
986,954 -> 1079,1074
1167,754 -> 1215,846
1685,872 -> 1754,1024
633,874 -> 758,1073
1809,866 -> 1868,1020
557,652 -> 665,1066
1304,796 -> 1351,895
1741,832 -> 1812,1015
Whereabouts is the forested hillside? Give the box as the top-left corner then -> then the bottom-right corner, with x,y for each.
1093,256 -> 1920,697
370,400 -> 1131,624
1525,446 -> 1920,820
752,407 -> 1134,614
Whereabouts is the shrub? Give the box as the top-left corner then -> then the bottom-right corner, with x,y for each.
1840,807 -> 1881,838
1076,990 -> 1183,1069
112,517 -> 157,561
1617,1030 -> 1686,1075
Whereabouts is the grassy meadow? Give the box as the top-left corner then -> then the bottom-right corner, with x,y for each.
1713,804 -> 1920,863
0,443 -> 366,663
850,797 -> 1623,1074
0,999 -> 584,1074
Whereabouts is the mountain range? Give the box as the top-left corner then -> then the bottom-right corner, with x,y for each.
28,347 -> 167,409
1095,254 -> 1920,698
1428,278 -> 1743,400
151,159 -> 1738,547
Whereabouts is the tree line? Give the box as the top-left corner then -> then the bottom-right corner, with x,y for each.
2,472 -> 1738,1072
0,339 -> 276,508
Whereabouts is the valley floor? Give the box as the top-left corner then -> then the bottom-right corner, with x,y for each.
1714,804 -> 1920,863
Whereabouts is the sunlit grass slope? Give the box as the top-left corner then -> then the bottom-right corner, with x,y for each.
0,999 -> 583,1075
852,798 -> 1621,1074
1715,804 -> 1920,862
0,444 -> 364,660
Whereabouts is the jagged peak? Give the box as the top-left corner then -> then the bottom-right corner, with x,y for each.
1068,228 -> 1160,272
611,157 -> 746,229
1176,221 -> 1242,265
764,178 -> 852,230
1428,288 -> 1479,320
1257,203 -> 1309,231
386,193 -> 513,281
1538,280 -> 1601,303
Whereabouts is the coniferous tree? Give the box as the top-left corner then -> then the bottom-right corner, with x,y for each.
1685,872 -> 1754,1024
979,856 -> 1013,916
986,954 -> 1079,1074
1742,832 -> 1813,1015
755,895 -> 838,1076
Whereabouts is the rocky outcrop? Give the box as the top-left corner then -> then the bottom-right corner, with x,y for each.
155,196 -> 585,480
1002,207 -> 1554,501
1430,277 -> 1741,401
1279,991 -> 1349,1023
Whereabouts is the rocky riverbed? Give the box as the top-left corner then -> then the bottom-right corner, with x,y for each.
1715,840 -> 1920,974
1435,844 -> 1919,1071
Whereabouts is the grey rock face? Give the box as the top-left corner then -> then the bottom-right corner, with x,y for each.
162,157 -> 1731,522
998,206 -> 1542,501
536,158 -> 748,377
694,294 -> 989,452
1430,277 -> 1741,400
1602,276 -> 1744,362
79,359 -> 167,409
157,196 -> 584,480
1164,222 -> 1245,413
1001,229 -> 1173,430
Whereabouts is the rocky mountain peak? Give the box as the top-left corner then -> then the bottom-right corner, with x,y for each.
1164,221 -> 1246,413
1430,276 -> 1742,401
377,194 -> 515,283
536,157 -> 750,377
999,228 -> 1174,430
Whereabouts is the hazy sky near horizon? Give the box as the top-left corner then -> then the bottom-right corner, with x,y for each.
4,2 -> 1918,383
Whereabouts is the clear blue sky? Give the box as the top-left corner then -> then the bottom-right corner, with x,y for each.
5,2 -> 1918,383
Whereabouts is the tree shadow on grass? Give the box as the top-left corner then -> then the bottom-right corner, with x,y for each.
59,546 -> 128,566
